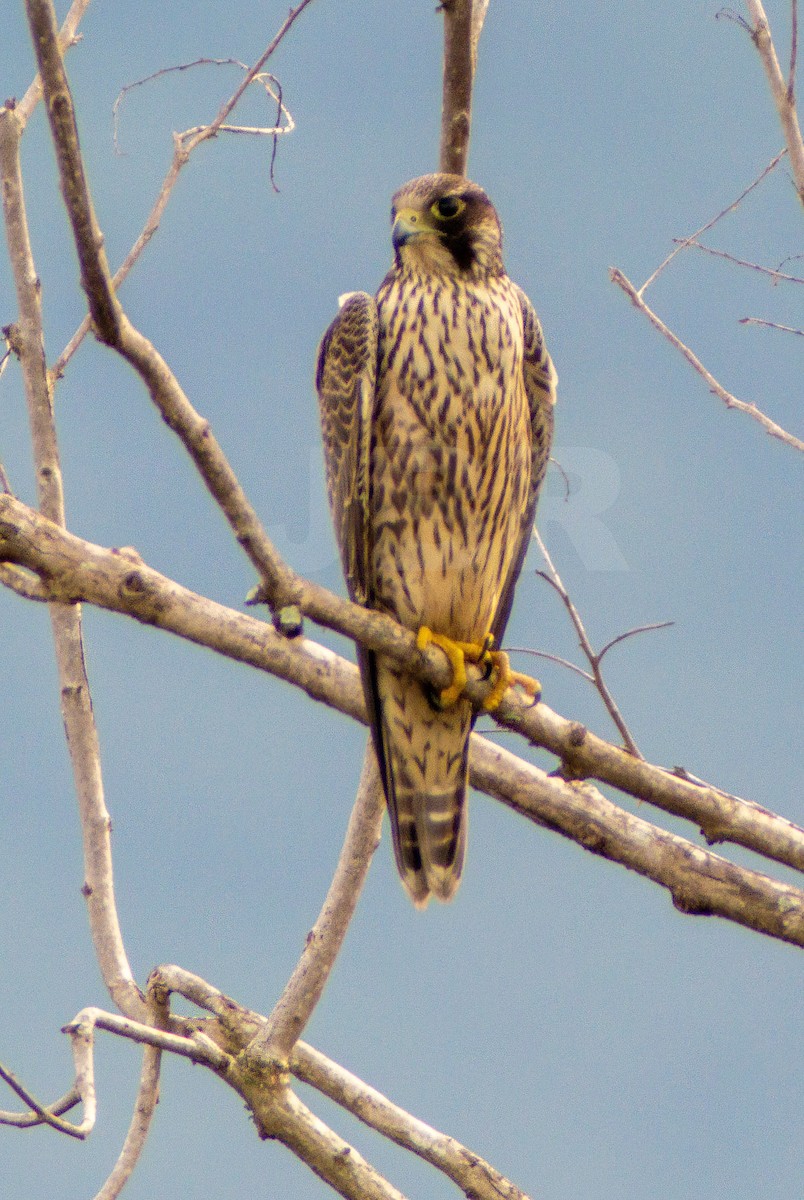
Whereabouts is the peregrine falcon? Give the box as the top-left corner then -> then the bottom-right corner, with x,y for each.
316,174 -> 556,906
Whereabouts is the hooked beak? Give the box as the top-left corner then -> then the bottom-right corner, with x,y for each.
392,206 -> 438,250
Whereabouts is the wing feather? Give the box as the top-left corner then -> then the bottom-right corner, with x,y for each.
316,294 -> 391,818
491,285 -> 557,646
315,293 -> 378,606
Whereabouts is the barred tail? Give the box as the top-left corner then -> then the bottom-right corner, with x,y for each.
371,658 -> 470,907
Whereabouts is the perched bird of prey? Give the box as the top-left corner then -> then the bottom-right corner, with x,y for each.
317,174 -> 556,907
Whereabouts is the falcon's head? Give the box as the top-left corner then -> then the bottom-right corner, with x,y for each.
390,174 -> 504,280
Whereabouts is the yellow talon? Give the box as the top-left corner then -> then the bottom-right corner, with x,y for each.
482,651 -> 542,712
416,626 -> 489,708
415,628 -> 541,712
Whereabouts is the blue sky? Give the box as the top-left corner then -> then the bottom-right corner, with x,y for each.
1,2 -> 802,1198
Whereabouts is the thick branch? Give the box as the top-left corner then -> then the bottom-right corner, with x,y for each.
148,967 -> 532,1200
473,742 -> 804,945
1,497 -> 802,945
248,1085 -> 409,1200
16,0 -> 91,128
440,0 -> 475,175
293,1042 -> 530,1200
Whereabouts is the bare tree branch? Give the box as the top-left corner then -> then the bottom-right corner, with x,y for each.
91,983 -> 170,1200
15,0 -> 91,128
0,561 -> 53,600
0,1064 -> 83,1138
148,969 -> 534,1199
249,747 -> 384,1065
677,237 -> 804,283
0,1006 -> 224,1142
1,497 -> 802,937
474,741 -> 804,945
504,647 -> 594,685
638,149 -> 787,294
92,1042 -> 161,1200
596,622 -> 675,662
532,530 -> 650,757
791,0 -> 799,102
745,0 -> 804,204
0,101 -> 144,1020
739,315 -> 804,334
112,59 -> 293,154
439,0 -> 486,175
52,15 -> 308,380
25,0 -> 310,624
610,267 -> 804,451
246,1085 -> 410,1200
292,1042 -> 532,1200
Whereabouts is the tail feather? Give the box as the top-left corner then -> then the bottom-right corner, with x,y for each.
372,658 -> 471,907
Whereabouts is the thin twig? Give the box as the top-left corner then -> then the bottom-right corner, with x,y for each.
739,316 -> 804,334
610,266 -> 804,451
50,18 -> 306,380
506,647 -> 594,684
112,59 -> 293,155
532,530 -> 645,758
678,238 -> 804,284
597,621 -> 675,662
0,1064 -> 84,1137
0,1082 -> 79,1128
639,149 -> 787,294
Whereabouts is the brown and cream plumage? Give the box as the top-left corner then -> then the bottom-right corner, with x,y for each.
316,174 -> 556,906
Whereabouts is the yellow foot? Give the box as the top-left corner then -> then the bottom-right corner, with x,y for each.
480,649 -> 542,711
416,627 -> 492,708
416,628 -> 542,711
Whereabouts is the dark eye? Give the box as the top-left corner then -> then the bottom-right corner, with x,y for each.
431,195 -> 465,220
